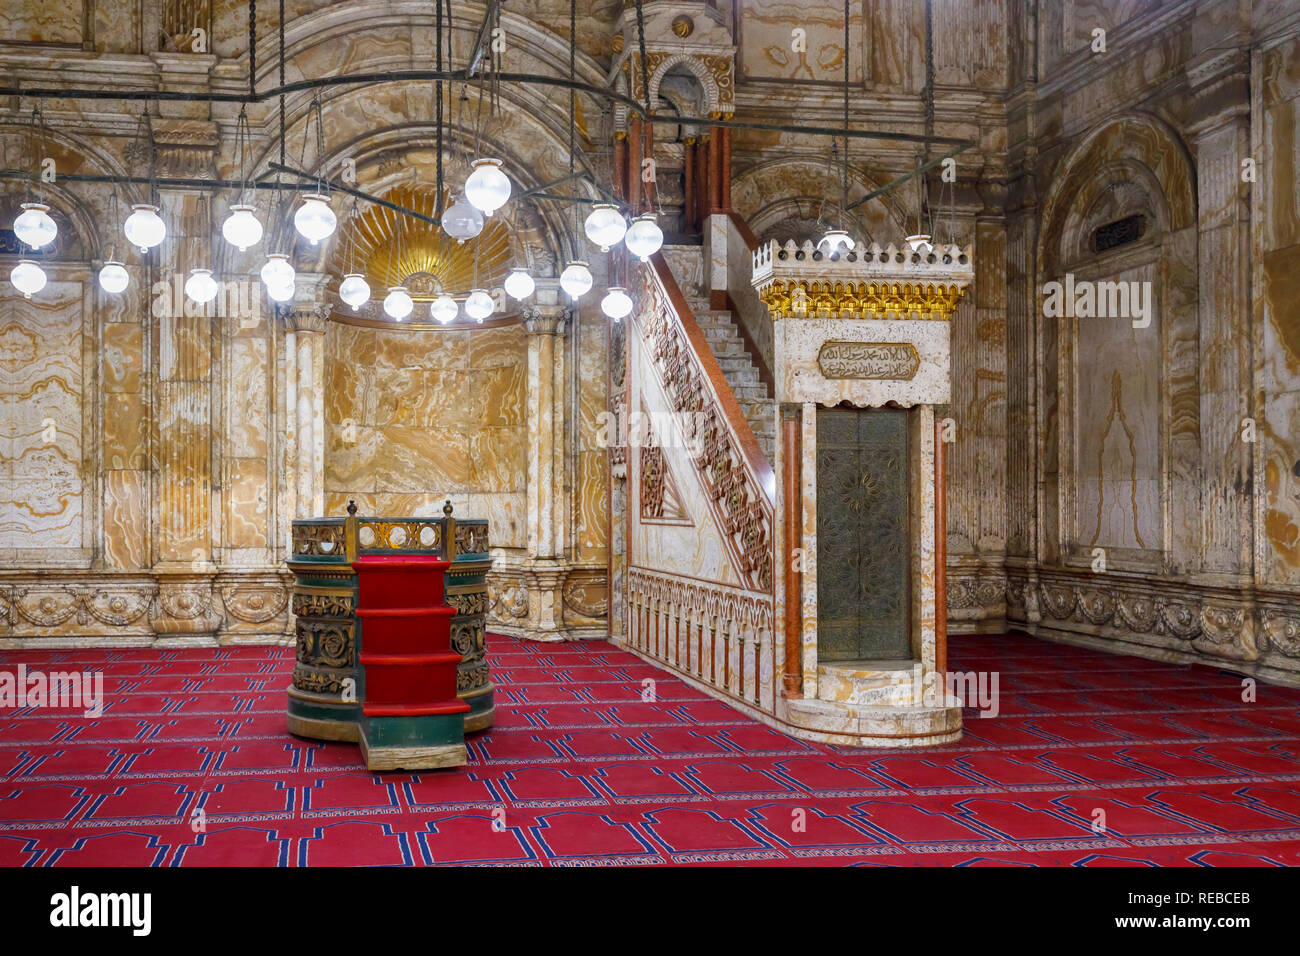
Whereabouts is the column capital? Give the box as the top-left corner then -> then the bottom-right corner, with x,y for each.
523,304 -> 572,336
288,272 -> 333,333
1184,49 -> 1251,138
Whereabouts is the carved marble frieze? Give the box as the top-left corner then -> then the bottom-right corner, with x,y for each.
1002,570 -> 1300,670
0,573 -> 293,643
774,319 -> 950,407
220,584 -> 291,626
817,341 -> 920,380
489,579 -> 530,621
484,561 -> 608,641
946,569 -> 1009,626
562,571 -> 610,624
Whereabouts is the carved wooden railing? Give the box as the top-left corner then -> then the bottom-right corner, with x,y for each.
625,255 -> 777,713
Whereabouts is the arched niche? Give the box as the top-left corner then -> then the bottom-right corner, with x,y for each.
1034,112 -> 1200,572
215,0 -> 611,262
222,85 -> 594,283
0,124 -> 123,567
647,53 -> 726,120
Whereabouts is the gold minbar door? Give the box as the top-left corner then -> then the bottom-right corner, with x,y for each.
815,407 -> 911,662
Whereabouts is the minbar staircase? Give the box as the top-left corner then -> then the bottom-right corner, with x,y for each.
660,242 -> 774,462
682,293 -> 775,462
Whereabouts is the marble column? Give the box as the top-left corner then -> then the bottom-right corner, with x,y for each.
288,273 -> 330,520
1187,51 -> 1256,660
148,120 -> 223,645
1189,52 -> 1253,580
515,281 -> 571,641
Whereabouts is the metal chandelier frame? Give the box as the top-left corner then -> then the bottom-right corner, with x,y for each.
0,0 -> 973,235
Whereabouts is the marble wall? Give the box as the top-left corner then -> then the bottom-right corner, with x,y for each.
0,2 -> 618,647
993,2 -> 1300,684
322,322 -> 530,547
5,0 -> 1299,685
1,278 -> 88,557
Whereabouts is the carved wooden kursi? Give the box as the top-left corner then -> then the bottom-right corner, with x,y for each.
286,505 -> 494,751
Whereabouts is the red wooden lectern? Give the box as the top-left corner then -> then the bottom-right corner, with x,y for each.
354,555 -> 469,770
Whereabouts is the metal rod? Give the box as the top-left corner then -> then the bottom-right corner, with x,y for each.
517,171 -> 587,198
0,70 -> 971,148
844,143 -> 969,211
527,193 -> 604,204
0,168 -> 319,191
465,0 -> 502,79
268,162 -> 442,225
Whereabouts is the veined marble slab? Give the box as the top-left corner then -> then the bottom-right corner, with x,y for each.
774,318 -> 951,407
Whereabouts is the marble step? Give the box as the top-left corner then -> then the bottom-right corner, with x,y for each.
700,329 -> 744,348
731,382 -> 769,401
784,695 -> 962,743
816,660 -> 919,707
717,359 -> 758,379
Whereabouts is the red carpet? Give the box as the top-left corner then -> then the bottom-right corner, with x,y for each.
2,633 -> 1299,866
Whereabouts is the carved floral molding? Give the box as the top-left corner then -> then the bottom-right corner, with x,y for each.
1003,571 -> 1300,664
0,575 -> 293,637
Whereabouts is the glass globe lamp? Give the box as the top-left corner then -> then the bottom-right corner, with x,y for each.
430,293 -> 458,324
185,268 -> 219,303
464,288 -> 494,322
383,286 -> 414,320
464,158 -> 511,217
293,193 -> 337,245
584,203 -> 627,252
98,260 -> 129,294
123,203 -> 166,253
222,204 -> 263,251
13,202 -> 57,249
338,273 -> 371,311
559,260 -> 593,300
441,193 -> 484,243
260,253 -> 295,290
9,259 -> 47,297
820,228 -> 853,255
267,282 -> 295,303
601,286 -> 633,320
624,213 -> 664,261
503,268 -> 534,300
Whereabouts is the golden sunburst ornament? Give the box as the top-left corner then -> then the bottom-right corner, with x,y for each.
333,185 -> 513,301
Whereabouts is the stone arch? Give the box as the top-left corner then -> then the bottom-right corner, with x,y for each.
237,87 -> 597,273
648,53 -> 723,118
0,121 -> 134,261
1056,159 -> 1170,271
218,2 -> 612,269
1038,111 -> 1196,277
731,156 -> 908,244
232,122 -> 568,282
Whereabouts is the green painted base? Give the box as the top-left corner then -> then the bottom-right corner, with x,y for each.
461,681 -> 495,733
359,712 -> 467,771
287,688 -> 362,742
288,683 -> 493,742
